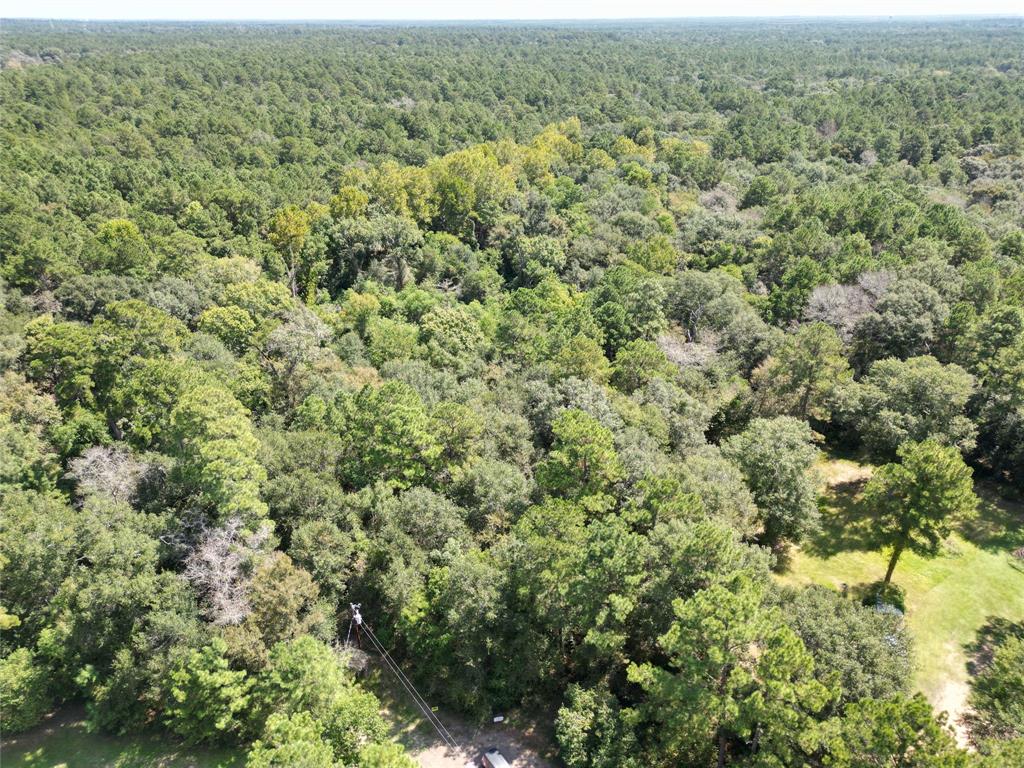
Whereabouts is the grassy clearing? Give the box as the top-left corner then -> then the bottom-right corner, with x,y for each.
777,454 -> 1024,724
1,708 -> 243,768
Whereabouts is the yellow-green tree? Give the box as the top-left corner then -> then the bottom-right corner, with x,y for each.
864,439 -> 977,586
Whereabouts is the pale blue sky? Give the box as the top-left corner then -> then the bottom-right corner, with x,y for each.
4,0 -> 1022,21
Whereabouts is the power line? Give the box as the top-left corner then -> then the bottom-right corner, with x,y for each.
348,604 -> 461,752
362,621 -> 461,750
358,616 -> 460,750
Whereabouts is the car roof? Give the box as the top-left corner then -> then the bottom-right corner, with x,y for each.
484,749 -> 511,767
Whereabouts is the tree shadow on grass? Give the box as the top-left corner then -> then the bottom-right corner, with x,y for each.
960,616 -> 1024,745
802,477 -> 887,559
964,616 -> 1024,677
959,480 -> 1024,554
799,469 -> 1024,561
841,580 -> 907,613
1,704 -> 244,768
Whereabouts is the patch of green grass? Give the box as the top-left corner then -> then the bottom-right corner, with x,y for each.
778,457 -> 1024,712
1,709 -> 244,768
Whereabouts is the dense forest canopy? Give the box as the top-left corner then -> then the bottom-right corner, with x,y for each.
1,17 -> 1023,768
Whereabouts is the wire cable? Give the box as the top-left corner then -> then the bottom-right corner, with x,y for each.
357,617 -> 461,751
360,621 -> 460,750
367,632 -> 458,750
346,604 -> 459,750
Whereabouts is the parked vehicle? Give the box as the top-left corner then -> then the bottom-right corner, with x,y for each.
481,748 -> 511,768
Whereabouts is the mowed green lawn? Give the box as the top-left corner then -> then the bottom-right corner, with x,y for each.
2,708 -> 244,768
777,456 -> 1024,724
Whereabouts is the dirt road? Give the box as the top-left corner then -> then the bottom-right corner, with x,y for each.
376,676 -> 556,768
399,715 -> 555,768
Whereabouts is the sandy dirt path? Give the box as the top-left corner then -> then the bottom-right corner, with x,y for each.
367,659 -> 555,768
934,675 -> 971,747
376,677 -> 556,768
400,716 -> 555,768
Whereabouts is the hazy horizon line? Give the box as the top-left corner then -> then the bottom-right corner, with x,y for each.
4,13 -> 1022,23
